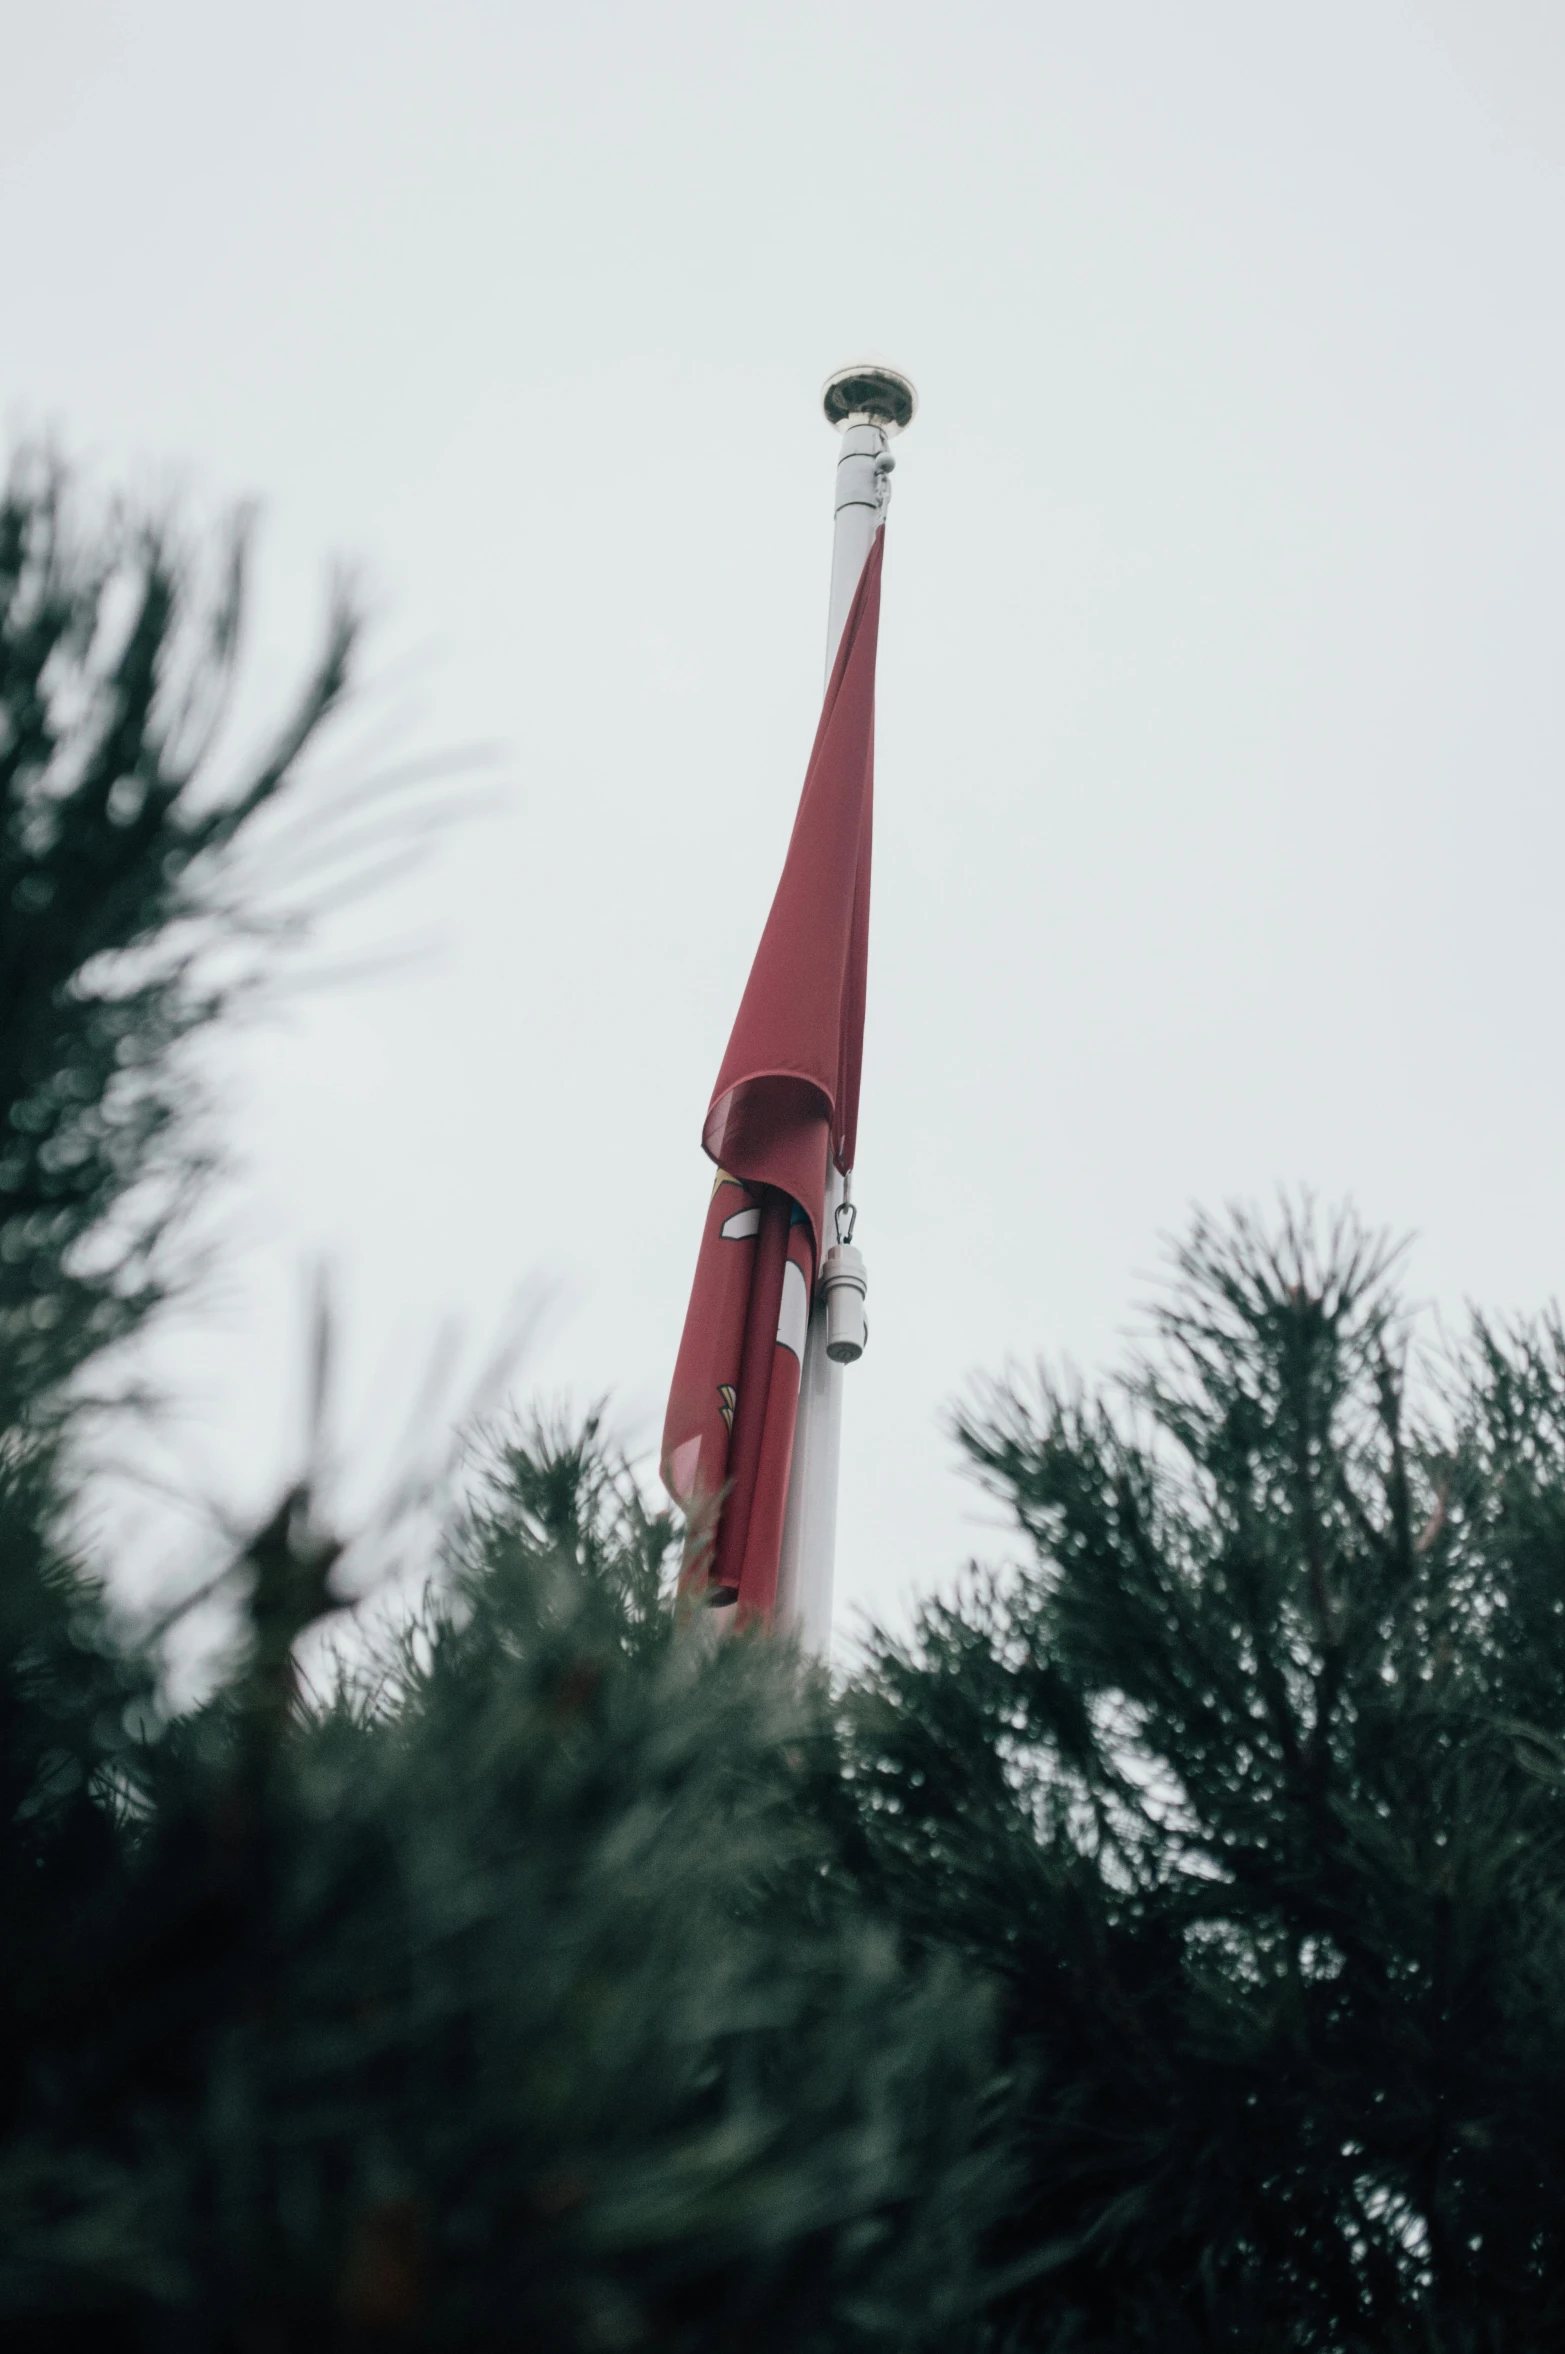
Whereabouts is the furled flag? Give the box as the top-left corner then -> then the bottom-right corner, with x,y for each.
661,526 -> 884,1623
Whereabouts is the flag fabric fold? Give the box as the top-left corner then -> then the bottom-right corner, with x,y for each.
662,527 -> 883,1621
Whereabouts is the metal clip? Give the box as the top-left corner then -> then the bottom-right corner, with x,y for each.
873,448 -> 895,511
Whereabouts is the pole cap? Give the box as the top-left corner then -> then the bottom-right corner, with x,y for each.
822,362 -> 918,436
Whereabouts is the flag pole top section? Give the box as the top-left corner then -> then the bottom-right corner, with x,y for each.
821,362 -> 918,437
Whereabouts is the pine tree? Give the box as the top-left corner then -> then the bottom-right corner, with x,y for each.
0,456 -> 1006,2351
0,452 -> 354,1418
844,1207 -> 1565,2351
0,452 -> 356,2335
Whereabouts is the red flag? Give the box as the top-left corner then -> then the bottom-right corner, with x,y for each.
662,528 -> 883,1621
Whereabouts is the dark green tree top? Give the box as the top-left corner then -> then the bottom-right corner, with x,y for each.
0,453 -> 354,1417
847,1207 -> 1565,2352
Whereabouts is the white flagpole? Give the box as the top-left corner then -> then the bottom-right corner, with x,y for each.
775,362 -> 916,1656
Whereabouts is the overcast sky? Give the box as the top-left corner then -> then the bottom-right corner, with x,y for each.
9,0 -> 1565,1645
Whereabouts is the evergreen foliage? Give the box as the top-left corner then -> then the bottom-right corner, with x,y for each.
844,1211 -> 1565,2351
5,1417 -> 1000,2350
0,453 -> 354,1416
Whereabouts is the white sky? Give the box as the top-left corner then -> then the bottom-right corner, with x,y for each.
9,0 -> 1565,1646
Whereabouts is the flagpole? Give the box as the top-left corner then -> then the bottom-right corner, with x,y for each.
775,361 -> 916,1655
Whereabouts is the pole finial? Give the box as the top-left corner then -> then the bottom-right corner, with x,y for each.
821,362 -> 917,437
